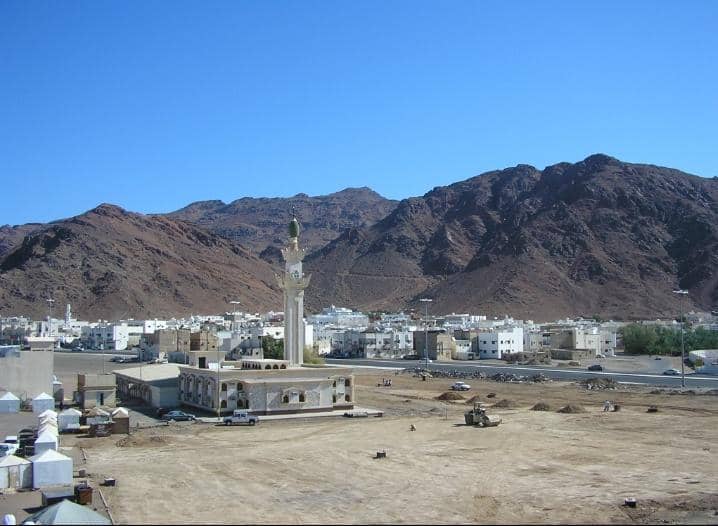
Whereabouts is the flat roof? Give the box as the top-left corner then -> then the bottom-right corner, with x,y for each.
113,363 -> 180,382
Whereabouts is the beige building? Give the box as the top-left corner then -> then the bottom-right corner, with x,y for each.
76,374 -> 116,409
114,364 -> 181,409
140,329 -> 191,361
413,330 -> 453,361
178,361 -> 354,415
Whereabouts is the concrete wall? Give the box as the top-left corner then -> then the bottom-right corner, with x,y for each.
0,349 -> 53,400
150,385 -> 180,408
550,348 -> 596,361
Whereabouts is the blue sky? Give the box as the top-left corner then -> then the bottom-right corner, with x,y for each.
1,1 -> 716,225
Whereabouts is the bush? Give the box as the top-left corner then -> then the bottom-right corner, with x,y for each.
303,347 -> 325,365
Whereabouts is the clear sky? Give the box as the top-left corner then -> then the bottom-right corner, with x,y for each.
1,1 -> 716,225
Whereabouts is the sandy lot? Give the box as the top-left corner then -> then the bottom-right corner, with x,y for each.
68,371 -> 718,524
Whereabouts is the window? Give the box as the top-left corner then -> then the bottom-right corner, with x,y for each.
345,394 -> 351,402
282,395 -> 289,404
345,379 -> 351,387
299,393 -> 305,403
221,383 -> 227,391
332,395 -> 337,403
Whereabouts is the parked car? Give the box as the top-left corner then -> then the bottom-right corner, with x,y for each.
663,368 -> 681,376
161,410 -> 196,422
402,354 -> 419,360
451,381 -> 471,391
223,410 -> 259,426
587,364 -> 603,371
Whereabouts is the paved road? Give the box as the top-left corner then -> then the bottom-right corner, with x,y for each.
326,358 -> 718,389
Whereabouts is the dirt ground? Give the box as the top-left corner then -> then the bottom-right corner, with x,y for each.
67,370 -> 718,524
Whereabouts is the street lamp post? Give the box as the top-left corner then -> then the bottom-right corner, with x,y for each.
673,289 -> 689,389
419,298 -> 432,370
45,297 -> 55,337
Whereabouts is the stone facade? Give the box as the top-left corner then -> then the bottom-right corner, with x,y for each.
178,365 -> 354,415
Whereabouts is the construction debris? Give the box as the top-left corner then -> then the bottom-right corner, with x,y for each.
579,378 -> 618,390
531,402 -> 551,411
435,391 -> 466,401
557,404 -> 587,414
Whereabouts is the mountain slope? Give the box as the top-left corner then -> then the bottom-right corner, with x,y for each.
306,155 -> 718,320
165,187 -> 398,256
0,204 -> 282,319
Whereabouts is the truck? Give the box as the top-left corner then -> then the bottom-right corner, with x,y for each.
223,410 -> 259,426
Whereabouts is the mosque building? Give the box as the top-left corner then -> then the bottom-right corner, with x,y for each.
177,216 -> 355,415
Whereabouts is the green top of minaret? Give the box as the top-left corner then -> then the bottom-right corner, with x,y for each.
289,216 -> 300,239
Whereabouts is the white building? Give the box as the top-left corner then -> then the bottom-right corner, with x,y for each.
82,323 -> 139,351
477,327 -> 524,359
308,306 -> 368,328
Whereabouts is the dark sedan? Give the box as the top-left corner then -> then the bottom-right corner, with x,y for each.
161,410 -> 196,422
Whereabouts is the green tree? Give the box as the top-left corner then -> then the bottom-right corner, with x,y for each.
262,336 -> 284,360
621,324 -> 658,354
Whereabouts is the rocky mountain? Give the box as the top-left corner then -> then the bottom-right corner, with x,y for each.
165,187 -> 398,257
305,155 -> 718,321
0,204 -> 282,319
0,224 -> 43,260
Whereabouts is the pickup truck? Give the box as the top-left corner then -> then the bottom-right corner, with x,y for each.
223,410 -> 259,426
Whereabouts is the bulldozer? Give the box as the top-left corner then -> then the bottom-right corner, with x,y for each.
464,402 -> 502,427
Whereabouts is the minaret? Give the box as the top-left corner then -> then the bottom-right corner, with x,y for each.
276,216 -> 311,367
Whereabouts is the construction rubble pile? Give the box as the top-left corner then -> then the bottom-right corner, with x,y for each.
403,368 -> 550,384
579,377 -> 618,390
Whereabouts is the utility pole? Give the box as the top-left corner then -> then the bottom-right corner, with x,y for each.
420,298 -> 432,369
673,289 -> 689,388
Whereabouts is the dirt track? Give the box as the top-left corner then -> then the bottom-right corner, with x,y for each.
71,371 -> 718,524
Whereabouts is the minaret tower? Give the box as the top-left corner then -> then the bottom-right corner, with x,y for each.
276,215 -> 311,367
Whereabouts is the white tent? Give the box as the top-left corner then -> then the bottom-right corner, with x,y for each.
0,393 -> 20,414
38,416 -> 58,429
29,449 -> 72,488
38,422 -> 59,438
32,393 -> 55,415
111,407 -> 129,418
33,431 -> 58,455
38,409 -> 58,419
22,499 -> 111,525
58,408 -> 81,431
0,455 -> 32,490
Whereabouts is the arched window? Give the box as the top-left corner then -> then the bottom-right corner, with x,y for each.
237,383 -> 243,391
280,364 -> 286,369
299,393 -> 305,403
345,394 -> 351,402
332,395 -> 337,403
282,395 -> 289,404
345,379 -> 351,387
221,383 -> 227,391
221,400 -> 227,408
265,364 -> 271,370
273,364 -> 279,369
